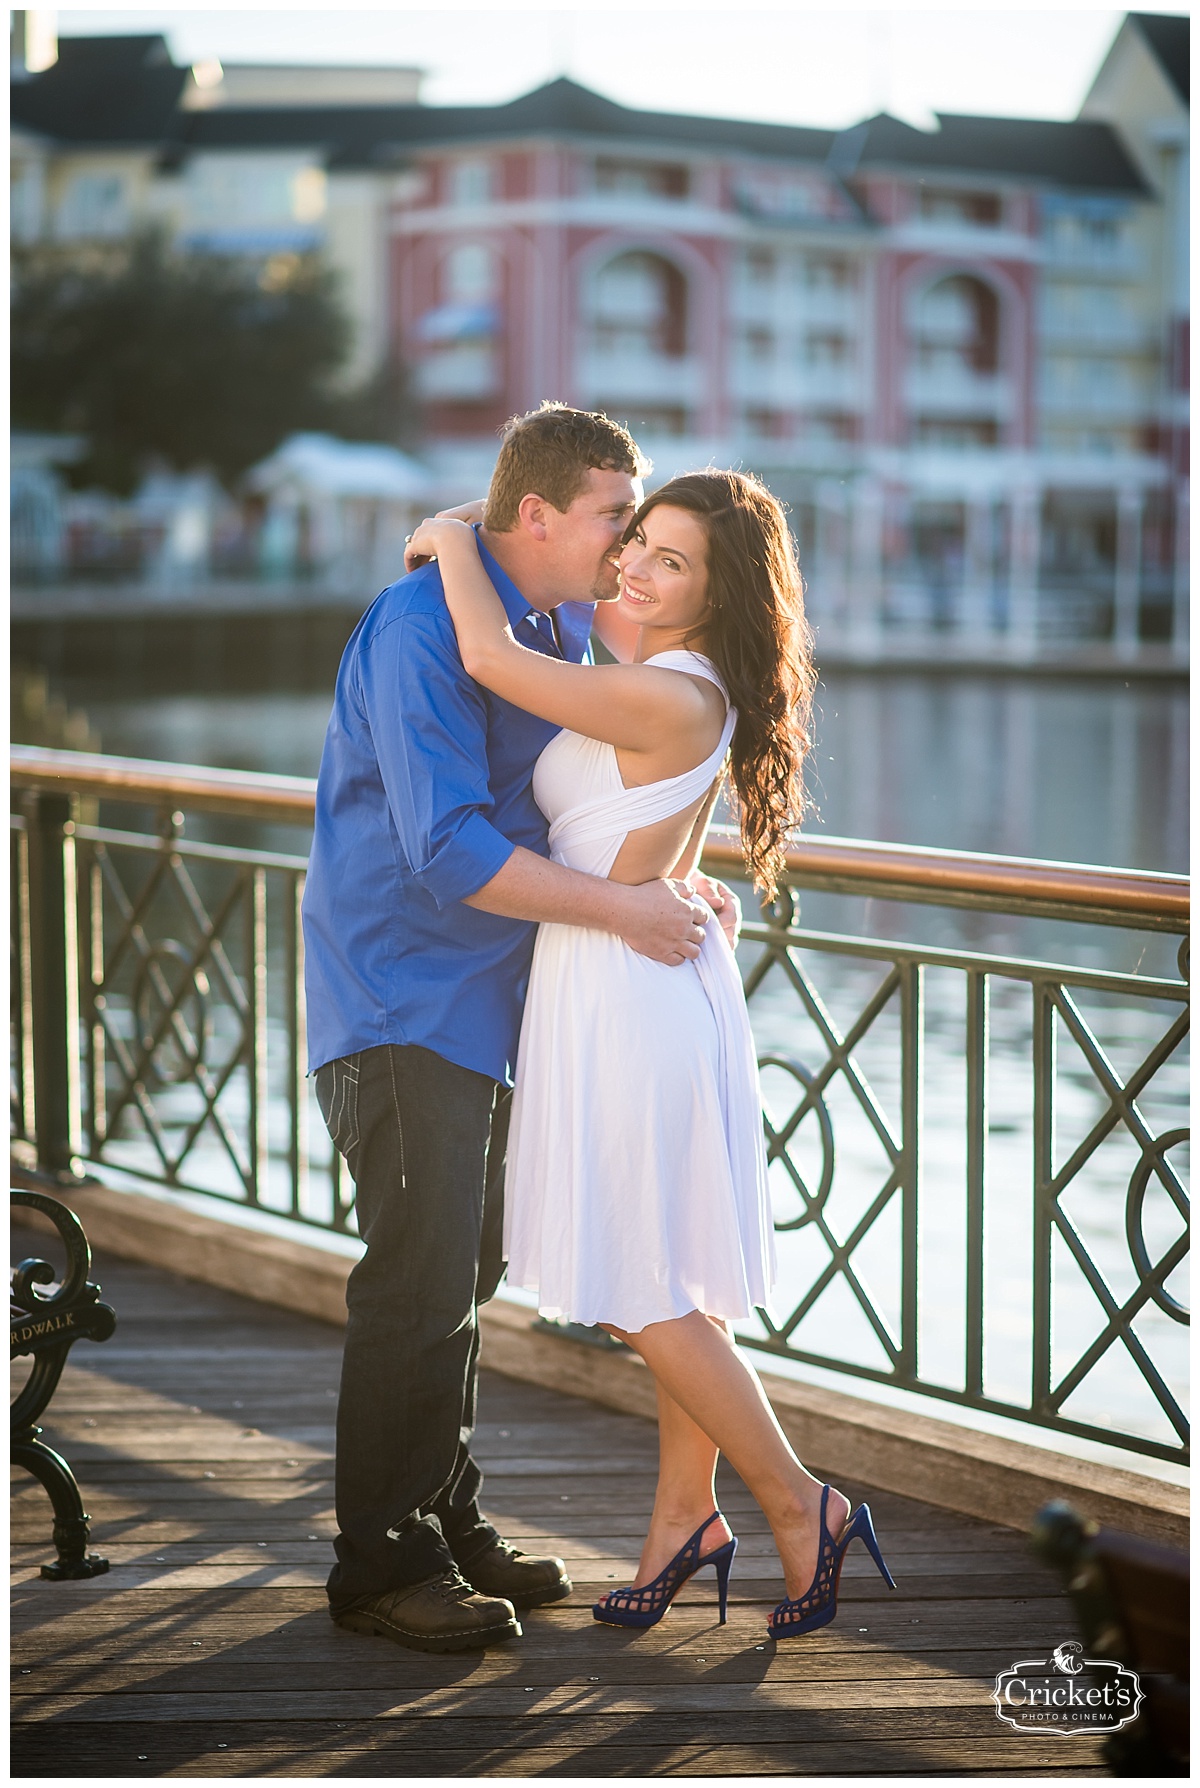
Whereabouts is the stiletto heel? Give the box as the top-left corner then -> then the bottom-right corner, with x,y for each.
768,1484 -> 896,1641
849,1502 -> 897,1590
713,1541 -> 736,1624
593,1512 -> 737,1629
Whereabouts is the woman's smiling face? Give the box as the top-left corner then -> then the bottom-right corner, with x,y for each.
615,504 -> 711,641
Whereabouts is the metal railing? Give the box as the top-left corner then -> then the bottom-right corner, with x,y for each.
11,745 -> 1190,1465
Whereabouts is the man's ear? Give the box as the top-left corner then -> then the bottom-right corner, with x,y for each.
516,492 -> 552,541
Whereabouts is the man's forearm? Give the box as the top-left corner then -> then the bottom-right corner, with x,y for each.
463,845 -> 633,931
464,846 -> 709,966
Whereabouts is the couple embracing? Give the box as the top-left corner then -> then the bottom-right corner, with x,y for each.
301,404 -> 894,1655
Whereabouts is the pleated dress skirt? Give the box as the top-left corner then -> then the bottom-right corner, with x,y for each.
501,651 -> 777,1336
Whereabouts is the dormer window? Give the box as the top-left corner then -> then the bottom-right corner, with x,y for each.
593,158 -> 689,200
918,188 -> 1002,227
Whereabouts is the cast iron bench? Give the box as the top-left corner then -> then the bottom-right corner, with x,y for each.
11,1189 -> 117,1579
1033,1499 -> 1189,1777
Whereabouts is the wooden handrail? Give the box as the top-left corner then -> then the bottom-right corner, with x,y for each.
703,827 -> 1190,929
11,744 -> 1190,929
10,745 -> 317,825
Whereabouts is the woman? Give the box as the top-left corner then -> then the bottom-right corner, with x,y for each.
404,471 -> 894,1639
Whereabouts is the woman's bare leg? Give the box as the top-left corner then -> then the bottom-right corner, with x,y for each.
607,1310 -> 849,1598
595,1316 -> 732,1607
619,1380 -> 734,1597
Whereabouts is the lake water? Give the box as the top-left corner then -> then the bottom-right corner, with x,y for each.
61,668 -> 1190,1468
75,669 -> 1188,877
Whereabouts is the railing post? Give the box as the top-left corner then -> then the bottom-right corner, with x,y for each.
248,866 -> 269,1204
965,970 -> 989,1399
1031,979 -> 1056,1420
286,870 -> 308,1220
27,791 -> 82,1175
898,960 -> 923,1385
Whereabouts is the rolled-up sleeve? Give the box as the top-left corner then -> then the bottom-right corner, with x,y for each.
358,610 -> 515,909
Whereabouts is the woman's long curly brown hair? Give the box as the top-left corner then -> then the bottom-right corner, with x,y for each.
626,470 -> 816,897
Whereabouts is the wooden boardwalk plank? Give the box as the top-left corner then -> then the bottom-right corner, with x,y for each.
11,1230 -> 1108,1778
11,1732 -> 1110,1779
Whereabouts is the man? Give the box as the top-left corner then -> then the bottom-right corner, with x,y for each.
302,404 -> 729,1654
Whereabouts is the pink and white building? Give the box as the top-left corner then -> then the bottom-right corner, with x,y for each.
12,15 -> 1188,652
390,29 -> 1187,654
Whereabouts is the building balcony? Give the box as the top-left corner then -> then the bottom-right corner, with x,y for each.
890,220 -> 1038,261
1041,239 -> 1145,280
728,287 -> 862,334
803,364 -> 865,407
1038,314 -> 1157,352
570,192 -> 708,225
729,364 -> 864,410
800,286 -> 862,328
1037,381 -> 1153,421
902,368 -> 1013,419
575,350 -> 705,406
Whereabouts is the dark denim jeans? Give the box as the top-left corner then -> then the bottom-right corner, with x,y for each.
315,1043 -> 510,1612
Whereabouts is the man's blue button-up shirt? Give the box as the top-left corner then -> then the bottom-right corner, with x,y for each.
302,535 -> 593,1085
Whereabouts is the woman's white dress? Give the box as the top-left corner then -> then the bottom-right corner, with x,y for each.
503,649 -> 776,1334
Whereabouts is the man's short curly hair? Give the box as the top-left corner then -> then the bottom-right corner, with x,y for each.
483,402 -> 651,532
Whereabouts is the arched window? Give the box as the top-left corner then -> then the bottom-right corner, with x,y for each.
911,275 -> 1000,375
591,251 -> 687,357
443,243 -> 498,304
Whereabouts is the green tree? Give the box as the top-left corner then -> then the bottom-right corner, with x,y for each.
11,234 -> 354,494
322,354 -> 422,453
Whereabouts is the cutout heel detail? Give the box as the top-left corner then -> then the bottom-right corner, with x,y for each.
768,1485 -> 896,1641
593,1513 -> 737,1630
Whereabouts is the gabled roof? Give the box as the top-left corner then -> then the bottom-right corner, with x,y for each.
1130,12 -> 1189,105
172,76 -> 840,168
10,34 -> 189,145
385,76 -> 839,161
12,50 -> 1153,198
830,111 -> 1151,194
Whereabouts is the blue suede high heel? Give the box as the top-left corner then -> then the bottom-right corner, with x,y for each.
593,1510 -> 737,1629
768,1483 -> 896,1640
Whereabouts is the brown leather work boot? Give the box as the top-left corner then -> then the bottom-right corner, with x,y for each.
333,1567 -> 521,1653
461,1537 -> 572,1609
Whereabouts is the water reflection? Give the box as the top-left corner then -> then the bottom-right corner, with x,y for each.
78,672 -> 1188,876
79,670 -> 1188,980
807,674 -> 1187,875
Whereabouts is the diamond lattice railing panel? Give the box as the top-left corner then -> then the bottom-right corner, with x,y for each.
85,840 -> 260,1196
13,791 -> 1185,1463
743,940 -> 911,1376
731,921 -> 1189,1463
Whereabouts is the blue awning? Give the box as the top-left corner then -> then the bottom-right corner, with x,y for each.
416,302 -> 499,345
180,226 -> 324,254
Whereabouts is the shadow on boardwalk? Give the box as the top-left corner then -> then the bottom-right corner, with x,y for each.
11,1235 -> 1109,1777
